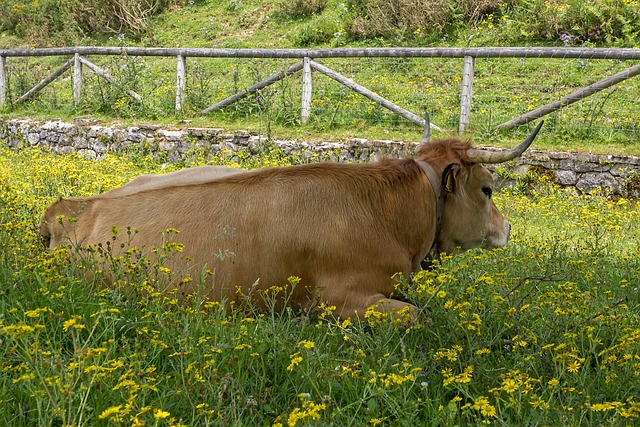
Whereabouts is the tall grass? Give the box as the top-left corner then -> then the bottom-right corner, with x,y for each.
1,145 -> 639,426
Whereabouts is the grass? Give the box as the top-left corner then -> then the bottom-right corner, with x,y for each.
1,2 -> 640,155
1,145 -> 639,426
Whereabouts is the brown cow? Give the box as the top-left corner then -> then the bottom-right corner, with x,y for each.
41,122 -> 543,320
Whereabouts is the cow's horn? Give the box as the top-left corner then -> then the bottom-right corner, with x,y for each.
420,112 -> 430,143
466,121 -> 543,164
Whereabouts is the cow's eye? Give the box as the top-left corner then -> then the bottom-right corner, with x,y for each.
482,187 -> 493,198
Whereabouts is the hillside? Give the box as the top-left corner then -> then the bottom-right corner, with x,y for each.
3,0 -> 639,50
1,1 -> 640,154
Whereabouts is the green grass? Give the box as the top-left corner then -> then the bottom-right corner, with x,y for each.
1,145 -> 639,426
1,1 -> 640,155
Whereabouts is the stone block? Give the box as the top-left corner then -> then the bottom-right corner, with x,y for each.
576,172 -> 621,194
555,170 -> 578,186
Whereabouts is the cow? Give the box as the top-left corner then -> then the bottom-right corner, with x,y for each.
41,122 -> 543,321
101,165 -> 246,197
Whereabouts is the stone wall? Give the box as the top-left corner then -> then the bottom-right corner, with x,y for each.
2,117 -> 639,197
493,149 -> 640,196
0,117 -> 410,162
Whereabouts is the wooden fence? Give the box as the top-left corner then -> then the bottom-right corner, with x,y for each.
1,47 -> 639,134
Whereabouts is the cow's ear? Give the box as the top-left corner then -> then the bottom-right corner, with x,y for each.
442,164 -> 459,193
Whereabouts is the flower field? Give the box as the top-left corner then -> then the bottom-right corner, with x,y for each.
1,145 -> 639,426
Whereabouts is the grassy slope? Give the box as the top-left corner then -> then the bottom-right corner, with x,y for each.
1,0 -> 639,155
147,1 -> 290,48
157,2 -> 640,156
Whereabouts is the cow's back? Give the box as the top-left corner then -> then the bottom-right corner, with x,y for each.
101,165 -> 245,197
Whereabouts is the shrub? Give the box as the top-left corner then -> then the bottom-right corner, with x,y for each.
521,0 -> 640,44
276,0 -> 328,19
345,0 -> 504,41
291,14 -> 341,47
342,0 -> 639,45
0,0 -> 186,45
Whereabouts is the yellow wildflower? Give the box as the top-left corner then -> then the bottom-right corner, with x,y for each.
472,395 -> 496,417
287,352 -> 303,371
502,378 -> 518,393
63,315 -> 85,332
297,340 -> 315,349
154,408 -> 171,419
99,405 -> 123,420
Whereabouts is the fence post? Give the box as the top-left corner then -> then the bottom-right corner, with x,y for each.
176,54 -> 186,112
0,56 -> 6,106
459,55 -> 474,134
301,57 -> 312,124
73,53 -> 82,104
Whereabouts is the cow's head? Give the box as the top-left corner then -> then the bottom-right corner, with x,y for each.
417,121 -> 543,254
40,197 -> 83,250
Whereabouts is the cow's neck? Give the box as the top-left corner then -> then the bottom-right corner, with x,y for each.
417,161 -> 444,269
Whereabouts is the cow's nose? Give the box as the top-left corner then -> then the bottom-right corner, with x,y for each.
41,233 -> 52,248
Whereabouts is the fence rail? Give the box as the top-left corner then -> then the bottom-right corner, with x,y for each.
1,47 -> 639,140
2,46 -> 640,59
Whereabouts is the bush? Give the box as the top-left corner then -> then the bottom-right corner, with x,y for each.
345,0 -> 504,41
291,14 -> 341,47
2,0 -> 638,47
522,0 -> 640,44
276,0 -> 328,19
0,0 -> 185,45
342,0 -> 639,45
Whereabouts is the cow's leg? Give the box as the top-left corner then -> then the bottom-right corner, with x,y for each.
324,290 -> 418,324
316,270 -> 420,324
354,294 -> 418,324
